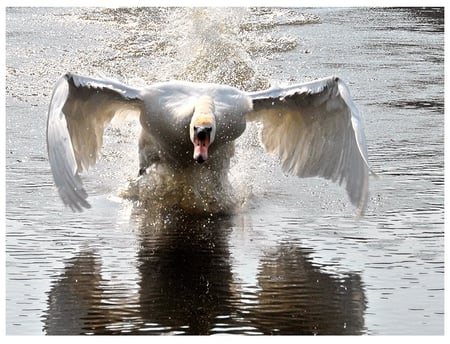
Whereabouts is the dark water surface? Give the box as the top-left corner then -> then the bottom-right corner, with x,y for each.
5,7 -> 444,335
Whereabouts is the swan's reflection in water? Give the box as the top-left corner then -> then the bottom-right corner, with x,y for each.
136,209 -> 235,334
43,207 -> 366,335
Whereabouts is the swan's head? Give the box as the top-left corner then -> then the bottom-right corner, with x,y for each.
190,96 -> 216,164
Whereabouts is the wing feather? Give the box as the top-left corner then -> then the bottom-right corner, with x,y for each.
246,76 -> 370,215
46,73 -> 143,211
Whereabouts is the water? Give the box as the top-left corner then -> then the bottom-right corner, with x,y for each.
5,7 -> 444,335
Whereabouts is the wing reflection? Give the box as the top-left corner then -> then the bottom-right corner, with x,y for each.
43,251 -> 108,334
43,208 -> 367,334
250,244 -> 366,334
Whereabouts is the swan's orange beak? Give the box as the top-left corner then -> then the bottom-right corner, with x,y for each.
193,127 -> 211,163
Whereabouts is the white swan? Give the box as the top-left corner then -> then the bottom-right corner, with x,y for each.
47,73 -> 371,215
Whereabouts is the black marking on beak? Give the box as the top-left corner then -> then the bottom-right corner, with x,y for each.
194,126 -> 212,141
195,155 -> 205,164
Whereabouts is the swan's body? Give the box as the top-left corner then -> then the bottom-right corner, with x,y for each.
47,73 -> 371,215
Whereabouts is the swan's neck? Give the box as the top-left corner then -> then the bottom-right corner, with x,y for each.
192,96 -> 216,124
190,96 -> 216,143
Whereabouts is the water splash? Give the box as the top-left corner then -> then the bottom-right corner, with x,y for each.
79,8 -> 319,215
170,8 -> 268,91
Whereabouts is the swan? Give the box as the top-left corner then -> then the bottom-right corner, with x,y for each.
47,72 -> 371,215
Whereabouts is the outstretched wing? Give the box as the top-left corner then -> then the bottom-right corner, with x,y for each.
245,76 -> 370,216
46,73 -> 143,211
